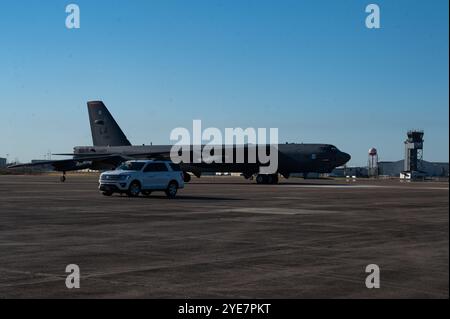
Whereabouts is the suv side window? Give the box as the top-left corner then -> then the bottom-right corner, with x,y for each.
169,163 -> 182,171
144,163 -> 168,172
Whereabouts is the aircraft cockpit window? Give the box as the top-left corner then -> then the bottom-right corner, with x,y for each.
320,146 -> 338,152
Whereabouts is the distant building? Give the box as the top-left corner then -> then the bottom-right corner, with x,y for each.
329,167 -> 368,178
378,160 -> 404,176
0,158 -> 6,168
379,160 -> 448,177
291,172 -> 320,178
330,160 -> 448,178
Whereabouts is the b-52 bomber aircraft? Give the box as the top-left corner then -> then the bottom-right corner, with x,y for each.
9,101 -> 351,184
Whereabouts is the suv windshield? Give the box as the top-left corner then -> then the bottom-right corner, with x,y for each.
117,162 -> 145,171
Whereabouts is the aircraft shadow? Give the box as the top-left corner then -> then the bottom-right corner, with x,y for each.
189,182 -> 349,186
133,195 -> 242,201
278,182 -> 351,186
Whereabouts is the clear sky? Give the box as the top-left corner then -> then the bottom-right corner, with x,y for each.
0,0 -> 448,165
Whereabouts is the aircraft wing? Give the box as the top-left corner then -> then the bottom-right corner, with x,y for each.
52,151 -> 172,160
8,154 -> 129,172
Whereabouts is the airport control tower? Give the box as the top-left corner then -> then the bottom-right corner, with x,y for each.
404,130 -> 424,173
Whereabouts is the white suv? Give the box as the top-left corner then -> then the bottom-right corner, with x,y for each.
99,160 -> 185,198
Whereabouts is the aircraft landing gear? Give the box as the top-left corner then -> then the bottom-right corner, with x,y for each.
256,174 -> 279,185
60,172 -> 66,183
243,172 -> 254,180
270,174 -> 279,184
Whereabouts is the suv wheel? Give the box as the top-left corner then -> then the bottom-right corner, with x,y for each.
127,181 -> 141,197
165,181 -> 178,198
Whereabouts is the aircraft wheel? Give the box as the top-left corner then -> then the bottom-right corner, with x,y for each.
256,174 -> 278,184
271,174 -> 279,184
102,191 -> 113,196
256,174 -> 267,184
60,175 -> 66,183
142,191 -> 152,197
243,172 -> 253,180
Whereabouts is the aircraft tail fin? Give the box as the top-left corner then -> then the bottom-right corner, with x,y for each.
87,101 -> 131,147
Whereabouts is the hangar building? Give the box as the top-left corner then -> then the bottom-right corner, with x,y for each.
379,160 -> 448,177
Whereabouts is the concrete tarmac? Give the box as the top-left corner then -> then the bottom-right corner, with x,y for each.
0,175 -> 448,298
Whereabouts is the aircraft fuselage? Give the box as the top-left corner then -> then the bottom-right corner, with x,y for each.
72,143 -> 351,177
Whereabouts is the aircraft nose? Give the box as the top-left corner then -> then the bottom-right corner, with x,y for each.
338,152 -> 351,166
